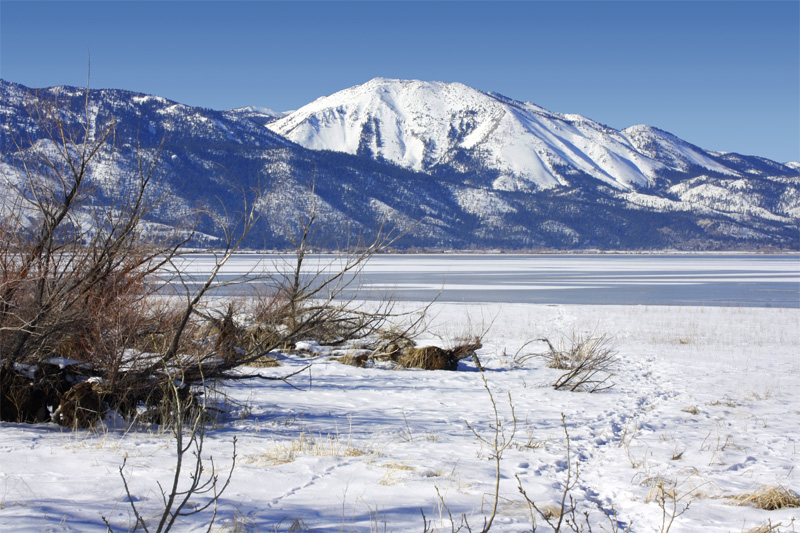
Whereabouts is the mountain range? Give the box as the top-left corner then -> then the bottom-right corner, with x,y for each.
1,77 -> 798,250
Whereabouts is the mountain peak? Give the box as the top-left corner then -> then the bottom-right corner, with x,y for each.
269,78 -> 797,193
269,79 -> 674,190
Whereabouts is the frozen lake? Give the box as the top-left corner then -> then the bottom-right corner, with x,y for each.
173,253 -> 800,308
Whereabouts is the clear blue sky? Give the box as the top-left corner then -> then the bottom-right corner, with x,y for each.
2,1 -> 798,162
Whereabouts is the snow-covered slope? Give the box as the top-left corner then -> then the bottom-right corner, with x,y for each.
2,79 -> 798,251
269,78 -> 745,192
621,124 -> 735,175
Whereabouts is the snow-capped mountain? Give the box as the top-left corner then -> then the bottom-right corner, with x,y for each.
269,78 -> 747,192
1,79 -> 798,250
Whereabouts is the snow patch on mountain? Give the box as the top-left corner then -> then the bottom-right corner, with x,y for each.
669,177 -> 792,223
369,198 -> 418,231
225,106 -> 288,123
453,187 -> 516,218
540,220 -> 580,243
269,78 -> 751,193
619,191 -> 693,213
132,94 -> 169,106
622,125 -> 738,176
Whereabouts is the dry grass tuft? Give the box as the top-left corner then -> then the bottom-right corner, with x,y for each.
397,345 -> 451,370
380,461 -> 414,471
246,354 -> 282,368
337,352 -> 371,368
535,504 -> 563,521
732,485 -> 800,511
378,461 -> 415,485
396,339 -> 482,371
245,432 -> 374,466
212,509 -> 259,532
708,398 -> 738,408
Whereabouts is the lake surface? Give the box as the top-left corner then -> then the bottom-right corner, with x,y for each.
172,253 -> 800,308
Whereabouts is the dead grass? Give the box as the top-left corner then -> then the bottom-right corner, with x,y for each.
378,461 -> 415,486
337,352 -> 371,368
246,355 -> 282,368
245,432 -> 375,466
708,398 -> 739,408
533,504 -> 563,521
731,485 -> 800,511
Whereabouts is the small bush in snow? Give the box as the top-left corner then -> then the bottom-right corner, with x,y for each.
538,333 -> 618,392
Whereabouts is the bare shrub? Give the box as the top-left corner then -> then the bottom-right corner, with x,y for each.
744,519 -> 796,533
0,84 -> 193,423
252,180 -> 412,352
111,373 -> 236,533
517,414 -> 583,533
0,86 -> 187,368
537,333 -> 618,392
648,479 -> 691,533
465,373 -> 517,532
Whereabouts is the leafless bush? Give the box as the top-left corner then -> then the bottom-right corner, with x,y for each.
648,479 -> 691,533
108,372 -> 236,532
517,414 -> 583,532
0,82 -> 284,425
0,85 -> 191,367
536,333 -> 618,392
0,84 -> 196,423
254,180 -> 407,350
0,79 -> 430,432
225,184 -> 432,370
422,486 -> 473,533
465,373 -> 517,532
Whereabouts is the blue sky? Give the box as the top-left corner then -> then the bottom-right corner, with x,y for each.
1,1 -> 798,162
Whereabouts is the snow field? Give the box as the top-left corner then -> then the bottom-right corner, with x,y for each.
0,303 -> 798,532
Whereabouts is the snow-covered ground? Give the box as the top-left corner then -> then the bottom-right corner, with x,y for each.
1,301 -> 798,532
